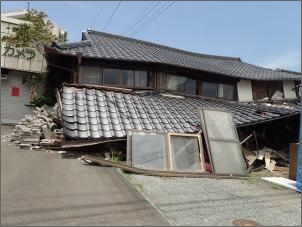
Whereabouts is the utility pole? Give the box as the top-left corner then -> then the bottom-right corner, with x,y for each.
26,1 -> 30,11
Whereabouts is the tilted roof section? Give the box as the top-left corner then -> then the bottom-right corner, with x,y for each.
60,84 -> 300,140
52,30 -> 301,81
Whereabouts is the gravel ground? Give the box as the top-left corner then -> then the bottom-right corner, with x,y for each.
123,171 -> 301,226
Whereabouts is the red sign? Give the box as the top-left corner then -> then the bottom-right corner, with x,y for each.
11,86 -> 20,97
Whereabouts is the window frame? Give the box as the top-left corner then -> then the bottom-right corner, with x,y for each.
218,83 -> 236,100
201,81 -> 218,98
79,65 -> 103,85
102,68 -> 120,86
134,70 -> 154,88
158,72 -> 197,94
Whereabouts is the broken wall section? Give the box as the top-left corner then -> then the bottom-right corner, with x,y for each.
10,105 -> 63,150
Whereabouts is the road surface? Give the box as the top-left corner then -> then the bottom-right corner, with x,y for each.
1,125 -> 169,226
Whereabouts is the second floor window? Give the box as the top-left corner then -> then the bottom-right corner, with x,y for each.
134,71 -> 154,88
103,68 -> 119,85
120,70 -> 134,86
159,73 -> 197,94
202,81 -> 217,98
202,81 -> 235,100
79,66 -> 102,85
102,68 -> 154,88
218,84 -> 235,100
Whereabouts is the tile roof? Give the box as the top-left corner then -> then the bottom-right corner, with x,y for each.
50,30 -> 301,81
60,84 -> 300,140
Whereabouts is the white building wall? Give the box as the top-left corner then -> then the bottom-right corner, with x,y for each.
1,10 -> 66,123
237,79 -> 253,101
1,70 -> 32,123
283,81 -> 297,99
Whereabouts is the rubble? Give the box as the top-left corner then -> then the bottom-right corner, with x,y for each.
10,104 -> 63,150
243,146 -> 292,173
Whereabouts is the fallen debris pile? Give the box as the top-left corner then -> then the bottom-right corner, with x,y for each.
10,105 -> 63,150
243,146 -> 291,174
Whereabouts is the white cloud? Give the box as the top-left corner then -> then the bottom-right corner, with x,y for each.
260,51 -> 301,71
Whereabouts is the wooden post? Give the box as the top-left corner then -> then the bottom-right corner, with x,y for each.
76,52 -> 83,84
289,143 -> 299,180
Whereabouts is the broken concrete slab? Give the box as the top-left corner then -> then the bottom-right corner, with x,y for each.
42,125 -> 53,139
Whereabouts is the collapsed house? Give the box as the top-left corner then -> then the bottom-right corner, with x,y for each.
43,30 -> 301,176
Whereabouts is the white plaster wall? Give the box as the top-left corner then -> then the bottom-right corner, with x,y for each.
1,70 -> 32,123
237,80 -> 253,101
283,81 -> 297,99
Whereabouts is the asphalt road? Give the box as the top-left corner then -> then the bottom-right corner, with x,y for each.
1,125 -> 169,226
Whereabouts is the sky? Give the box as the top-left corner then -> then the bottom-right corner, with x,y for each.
1,1 -> 301,72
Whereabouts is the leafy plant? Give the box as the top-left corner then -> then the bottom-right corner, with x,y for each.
23,73 -> 45,100
106,144 -> 123,163
2,9 -> 57,54
29,95 -> 52,107
110,149 -> 122,163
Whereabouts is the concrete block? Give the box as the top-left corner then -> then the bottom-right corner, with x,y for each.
53,103 -> 59,111
48,123 -> 57,131
53,129 -> 63,134
42,125 -> 52,139
19,144 -> 32,150
32,146 -> 41,150
21,138 -> 40,144
25,115 -> 33,122
15,125 -> 26,130
32,128 -> 41,134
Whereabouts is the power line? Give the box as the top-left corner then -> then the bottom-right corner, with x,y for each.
122,1 -> 161,35
131,1 -> 174,36
130,1 -> 175,36
103,1 -> 122,32
91,7 -> 102,30
123,1 -> 159,35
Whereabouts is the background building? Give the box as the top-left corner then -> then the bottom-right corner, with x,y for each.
1,9 -> 67,123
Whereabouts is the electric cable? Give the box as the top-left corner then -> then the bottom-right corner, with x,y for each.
103,1 -> 122,32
